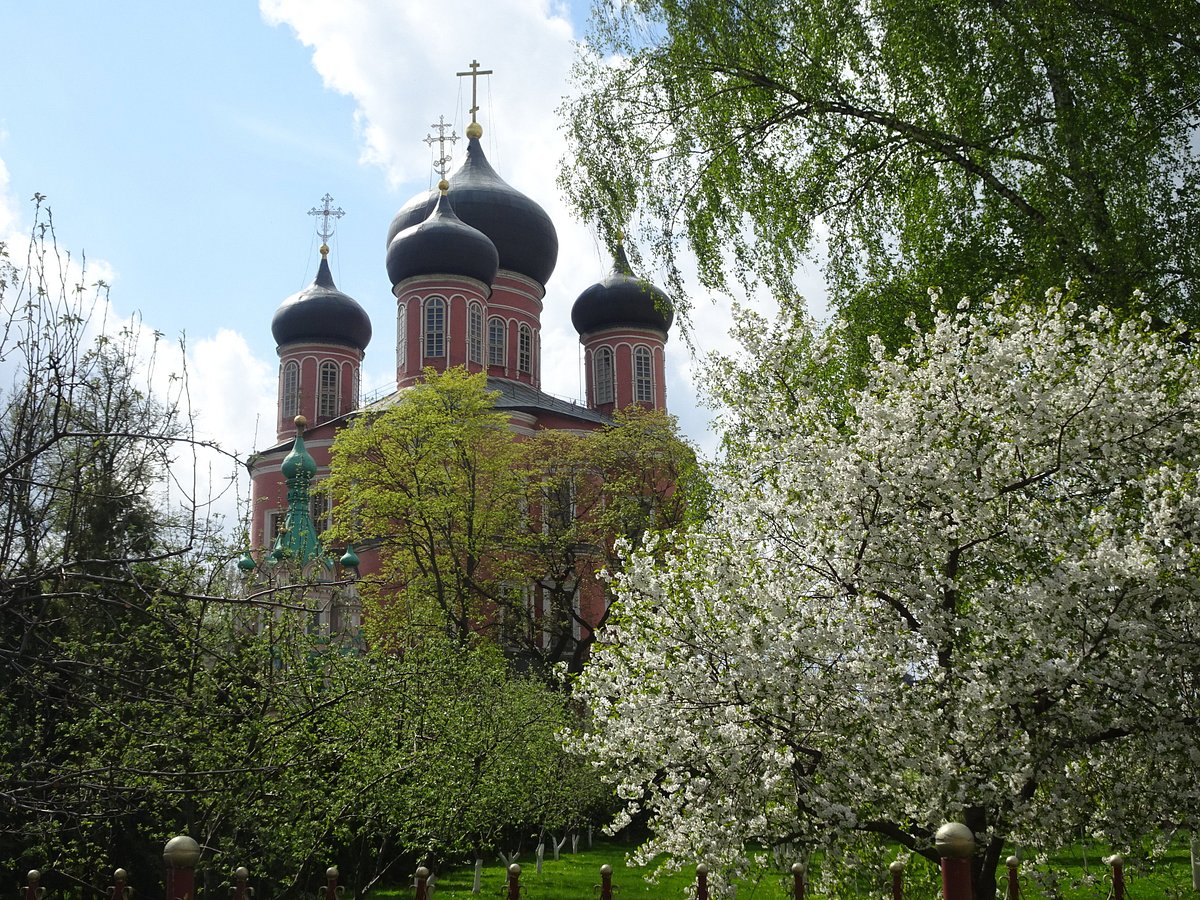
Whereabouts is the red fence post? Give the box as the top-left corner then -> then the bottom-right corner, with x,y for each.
324,866 -> 341,900
413,866 -> 429,900
25,870 -> 44,900
506,863 -> 520,900
110,869 -> 129,900
231,866 -> 252,900
791,862 -> 806,900
599,864 -> 613,900
1006,856 -> 1020,900
164,836 -> 201,900
890,858 -> 905,900
935,823 -> 975,900
1105,854 -> 1125,900
695,863 -> 709,900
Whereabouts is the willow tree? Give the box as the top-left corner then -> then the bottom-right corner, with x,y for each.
562,0 -> 1200,362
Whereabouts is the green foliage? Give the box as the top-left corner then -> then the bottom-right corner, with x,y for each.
326,368 -> 703,670
520,405 -> 705,671
325,368 -> 528,646
209,634 -> 606,896
563,0 -> 1200,359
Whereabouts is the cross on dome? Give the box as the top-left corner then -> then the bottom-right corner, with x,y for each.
456,58 -> 493,127
308,193 -> 345,244
423,115 -> 459,179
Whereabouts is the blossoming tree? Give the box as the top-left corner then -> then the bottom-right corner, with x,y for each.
572,290 -> 1200,897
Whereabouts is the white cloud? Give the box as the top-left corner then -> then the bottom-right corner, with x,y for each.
258,1 -> 704,421
260,0 -> 574,188
257,0 -> 837,462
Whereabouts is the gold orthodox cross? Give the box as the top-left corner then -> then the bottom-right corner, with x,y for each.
456,59 -> 494,125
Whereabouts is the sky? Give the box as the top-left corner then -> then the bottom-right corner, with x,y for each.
0,1 -> 819,529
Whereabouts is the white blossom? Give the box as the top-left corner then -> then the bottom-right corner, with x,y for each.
569,292 -> 1200,890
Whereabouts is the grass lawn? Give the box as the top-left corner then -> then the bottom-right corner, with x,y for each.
370,837 -> 1197,899
371,839 -> 790,898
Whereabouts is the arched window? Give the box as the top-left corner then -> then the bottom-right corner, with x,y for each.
352,368 -> 361,408
488,316 -> 506,367
396,304 -> 407,372
468,302 -> 484,364
424,297 -> 445,358
318,361 -> 340,419
518,324 -> 533,374
594,346 -> 614,404
281,360 -> 300,420
634,346 -> 654,404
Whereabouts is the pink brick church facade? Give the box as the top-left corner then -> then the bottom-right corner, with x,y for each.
245,116 -> 674,654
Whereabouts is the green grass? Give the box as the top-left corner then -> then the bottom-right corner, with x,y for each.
370,838 -> 1198,900
371,839 -> 788,898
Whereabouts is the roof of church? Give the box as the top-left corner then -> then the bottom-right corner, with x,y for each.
386,133 -> 559,286
387,188 -> 500,288
271,252 -> 373,351
485,378 -> 610,425
249,381 -> 608,462
572,243 -> 673,336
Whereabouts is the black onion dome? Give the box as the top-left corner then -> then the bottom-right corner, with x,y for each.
387,191 -> 499,288
386,137 -> 558,286
571,245 -> 674,335
271,255 -> 372,350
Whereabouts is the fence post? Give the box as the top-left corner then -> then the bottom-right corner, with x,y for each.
935,823 -> 975,900
791,862 -> 806,900
164,836 -> 201,900
889,858 -> 905,900
110,869 -> 129,900
25,871 -> 45,900
231,867 -> 252,900
324,867 -> 341,900
695,863 -> 709,900
413,866 -> 429,900
594,864 -> 611,900
1104,854 -> 1124,900
1005,856 -> 1019,900
505,864 -> 520,900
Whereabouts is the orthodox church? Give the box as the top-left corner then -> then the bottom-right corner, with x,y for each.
243,80 -> 674,645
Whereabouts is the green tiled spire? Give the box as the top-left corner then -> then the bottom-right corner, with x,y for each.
270,415 -> 324,567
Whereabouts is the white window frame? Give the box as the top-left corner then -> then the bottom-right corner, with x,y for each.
518,324 -> 533,374
424,297 -> 446,359
282,360 -> 300,420
318,360 -> 340,419
468,302 -> 484,364
594,346 -> 614,404
634,345 -> 654,403
488,316 -> 506,367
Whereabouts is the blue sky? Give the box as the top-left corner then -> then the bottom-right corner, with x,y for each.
0,1 -> 796,524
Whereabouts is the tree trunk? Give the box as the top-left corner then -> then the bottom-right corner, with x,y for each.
972,836 -> 1005,900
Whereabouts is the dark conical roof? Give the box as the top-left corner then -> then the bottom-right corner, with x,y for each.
387,190 -> 500,288
571,244 -> 674,335
386,136 -> 558,286
271,254 -> 372,351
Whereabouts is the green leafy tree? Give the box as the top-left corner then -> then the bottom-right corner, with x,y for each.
326,370 -> 702,670
521,406 -> 705,671
0,200 -> 331,893
562,0 -> 1200,365
324,368 -> 529,646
